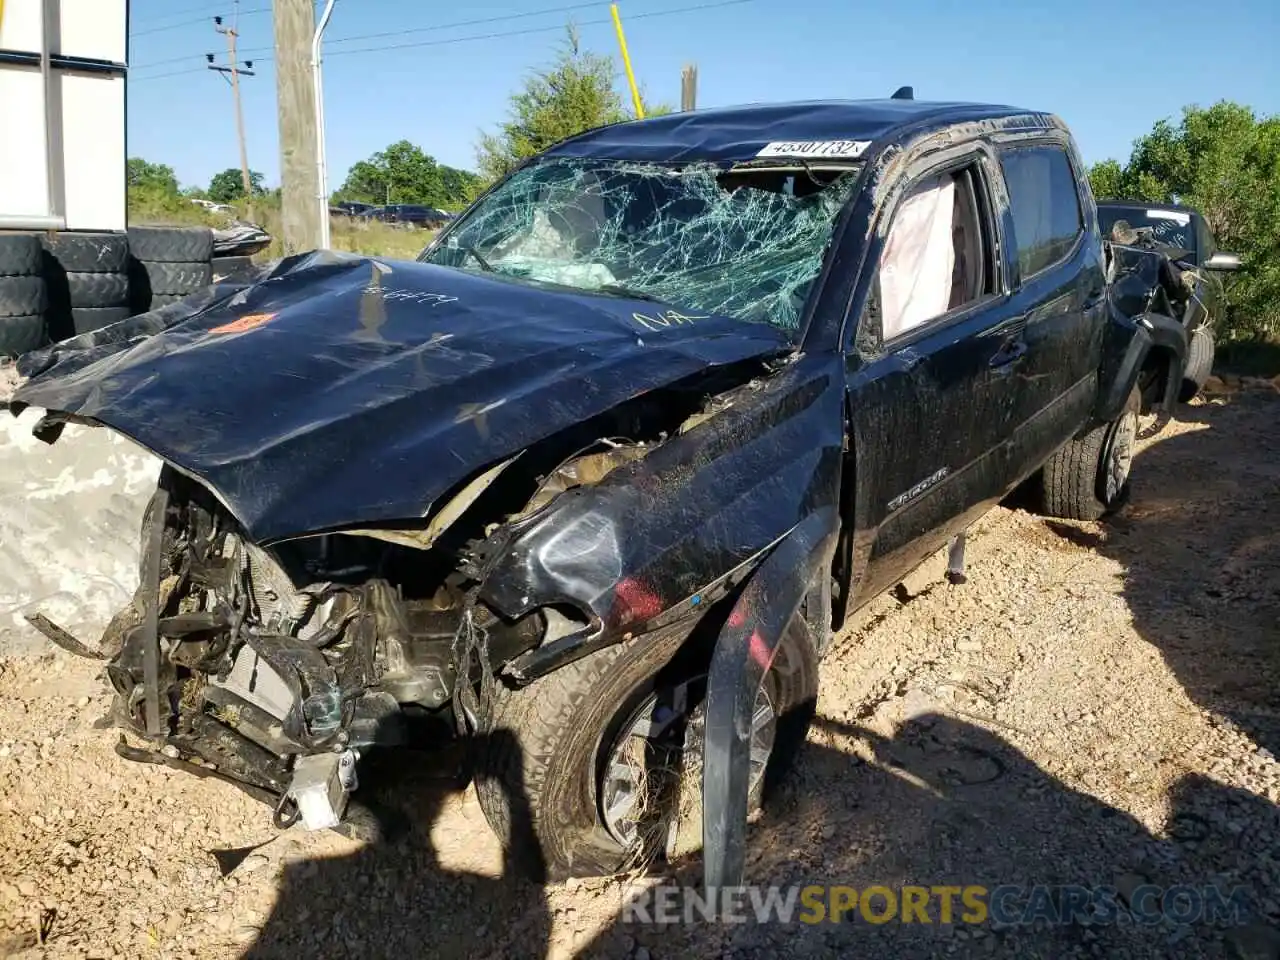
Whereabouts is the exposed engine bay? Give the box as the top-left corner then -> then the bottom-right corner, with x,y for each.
78,362 -> 770,832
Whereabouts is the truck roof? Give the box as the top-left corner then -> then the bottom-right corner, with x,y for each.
542,98 -> 1050,164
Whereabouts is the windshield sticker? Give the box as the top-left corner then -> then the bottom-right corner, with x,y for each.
362,285 -> 459,307
1146,209 -> 1191,225
756,140 -> 871,160
209,312 -> 277,335
632,309 -> 708,332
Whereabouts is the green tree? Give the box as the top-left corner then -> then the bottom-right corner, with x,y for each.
474,25 -> 670,184
335,141 -> 480,209
208,168 -> 266,204
1092,101 -> 1280,340
127,157 -> 179,195
126,156 -> 191,220
1087,159 -> 1125,201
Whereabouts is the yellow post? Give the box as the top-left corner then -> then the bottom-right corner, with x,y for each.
610,3 -> 645,120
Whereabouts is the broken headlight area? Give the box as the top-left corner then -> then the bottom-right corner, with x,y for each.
25,360 -> 776,834
96,472 -> 548,831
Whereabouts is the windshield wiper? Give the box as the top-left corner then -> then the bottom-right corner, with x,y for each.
458,244 -> 495,272
596,283 -> 665,303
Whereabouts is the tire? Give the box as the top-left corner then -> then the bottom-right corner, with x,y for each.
1039,385 -> 1141,521
0,234 -> 42,277
150,293 -> 191,308
145,261 -> 213,296
39,232 -> 128,274
71,306 -> 132,335
126,226 -> 214,263
476,596 -> 821,881
67,271 -> 129,308
0,275 -> 47,317
0,314 -> 47,357
1179,325 -> 1214,402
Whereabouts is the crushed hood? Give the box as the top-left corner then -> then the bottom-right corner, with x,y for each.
12,255 -> 789,543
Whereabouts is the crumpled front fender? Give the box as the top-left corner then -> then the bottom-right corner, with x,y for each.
701,505 -> 838,895
479,355 -> 847,681
1095,309 -> 1187,423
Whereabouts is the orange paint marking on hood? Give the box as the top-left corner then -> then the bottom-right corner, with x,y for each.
210,312 -> 277,335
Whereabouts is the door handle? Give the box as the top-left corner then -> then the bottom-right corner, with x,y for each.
989,339 -> 1028,369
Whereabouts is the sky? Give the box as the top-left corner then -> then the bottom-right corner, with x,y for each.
126,0 -> 1280,193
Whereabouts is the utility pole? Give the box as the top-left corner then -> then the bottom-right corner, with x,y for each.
209,5 -> 255,200
681,63 -> 698,112
274,0 -> 322,254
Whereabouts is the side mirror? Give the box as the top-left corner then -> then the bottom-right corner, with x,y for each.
1202,251 -> 1241,272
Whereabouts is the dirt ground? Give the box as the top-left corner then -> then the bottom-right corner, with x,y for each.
1,382 -> 1278,960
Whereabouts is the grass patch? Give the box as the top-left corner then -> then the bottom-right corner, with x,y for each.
129,193 -> 434,262
127,193 -> 224,229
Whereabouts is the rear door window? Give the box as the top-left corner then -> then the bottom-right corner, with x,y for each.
999,145 -> 1083,279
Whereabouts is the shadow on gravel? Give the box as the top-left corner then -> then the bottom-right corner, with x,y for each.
1056,393 -> 1280,759
576,713 -> 1280,959
243,730 -> 552,960
239,708 -> 1280,959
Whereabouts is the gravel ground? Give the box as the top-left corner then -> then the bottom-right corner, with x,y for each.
1,380 -> 1277,960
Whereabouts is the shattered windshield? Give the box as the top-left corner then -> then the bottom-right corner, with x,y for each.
1098,206 -> 1195,254
421,158 -> 861,335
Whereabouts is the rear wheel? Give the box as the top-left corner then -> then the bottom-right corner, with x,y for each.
1038,385 -> 1140,521
476,590 -> 822,880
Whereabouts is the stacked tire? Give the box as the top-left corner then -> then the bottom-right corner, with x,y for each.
0,234 -> 48,357
127,227 -> 214,313
40,232 -> 132,339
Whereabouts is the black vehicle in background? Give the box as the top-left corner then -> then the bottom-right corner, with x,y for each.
13,98 -> 1197,895
1096,201 -> 1240,398
372,204 -> 450,229
328,200 -> 377,219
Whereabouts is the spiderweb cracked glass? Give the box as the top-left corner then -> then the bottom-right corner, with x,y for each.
434,159 -> 860,333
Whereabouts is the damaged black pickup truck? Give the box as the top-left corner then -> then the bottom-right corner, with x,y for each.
10,98 -> 1190,891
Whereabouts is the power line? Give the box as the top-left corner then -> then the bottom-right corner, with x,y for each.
130,52 -> 216,72
319,1 -> 604,51
325,0 -> 754,59
131,0 -> 754,82
131,65 -> 209,82
131,0 -> 707,71
129,1 -> 221,28
130,3 -> 269,38
131,0 -> 601,70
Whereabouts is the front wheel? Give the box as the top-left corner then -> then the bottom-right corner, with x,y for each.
475,596 -> 821,880
1038,385 -> 1140,521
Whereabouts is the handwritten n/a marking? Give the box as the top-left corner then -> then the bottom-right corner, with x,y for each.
632,310 -> 708,332
363,285 -> 459,307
